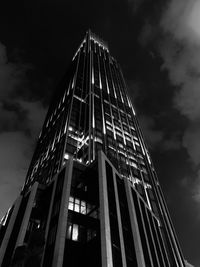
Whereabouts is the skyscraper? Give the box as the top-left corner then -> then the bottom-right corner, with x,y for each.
0,30 -> 185,267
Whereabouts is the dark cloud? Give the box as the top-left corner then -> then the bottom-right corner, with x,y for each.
127,0 -> 145,14
0,42 -> 30,99
180,170 -> 200,205
139,115 -> 181,151
185,260 -> 195,267
182,123 -> 200,166
17,100 -> 47,138
0,42 -> 46,218
139,115 -> 164,148
0,131 -> 30,219
162,137 -> 181,151
159,0 -> 200,209
138,22 -> 158,47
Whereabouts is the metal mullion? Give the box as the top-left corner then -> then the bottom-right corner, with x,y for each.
116,69 -> 155,207
112,172 -> 127,267
156,185 -> 185,266
75,46 -> 87,160
108,61 -> 131,177
154,217 -> 171,266
88,36 -> 93,163
150,215 -> 168,267
91,51 -> 96,161
115,65 -> 129,107
137,198 -> 154,267
61,50 -> 81,166
103,56 -> 122,167
144,206 -> 161,267
97,52 -> 108,153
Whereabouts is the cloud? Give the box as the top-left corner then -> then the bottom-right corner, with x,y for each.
191,170 -> 200,203
18,100 -> 47,138
0,132 -> 31,219
0,42 -> 31,100
160,0 -> 200,121
159,0 -> 200,203
182,123 -> 200,166
185,259 -> 196,267
0,42 -> 47,219
139,115 -> 181,151
127,0 -> 145,14
138,22 -> 157,47
180,171 -> 200,205
0,102 -> 19,131
0,100 -> 46,219
161,0 -> 200,46
162,138 -> 181,151
139,115 -> 163,148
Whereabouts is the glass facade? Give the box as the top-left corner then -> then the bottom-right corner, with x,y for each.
0,30 -> 186,267
24,31 -> 157,212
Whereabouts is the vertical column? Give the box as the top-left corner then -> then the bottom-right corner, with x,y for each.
0,195 -> 22,266
52,157 -> 73,267
98,150 -> 113,267
15,182 -> 39,247
112,171 -> 127,267
88,35 -> 93,163
124,179 -> 146,267
40,171 -> 58,267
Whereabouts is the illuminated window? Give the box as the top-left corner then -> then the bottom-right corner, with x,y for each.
67,223 -> 72,239
81,201 -> 86,214
75,199 -> 80,212
72,224 -> 79,241
64,153 -> 69,160
68,196 -> 96,217
68,197 -> 74,210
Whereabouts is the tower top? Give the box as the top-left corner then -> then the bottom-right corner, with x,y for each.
86,29 -> 109,51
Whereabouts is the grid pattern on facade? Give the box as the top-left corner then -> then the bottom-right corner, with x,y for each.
23,31 -> 156,213
11,30 -> 186,267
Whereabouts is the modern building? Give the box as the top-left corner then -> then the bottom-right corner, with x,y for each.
0,30 -> 185,267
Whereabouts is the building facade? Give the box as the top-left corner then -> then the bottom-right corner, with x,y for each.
0,31 -> 185,267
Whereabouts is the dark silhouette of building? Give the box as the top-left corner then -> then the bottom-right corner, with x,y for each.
0,30 -> 185,267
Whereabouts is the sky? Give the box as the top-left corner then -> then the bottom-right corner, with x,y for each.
0,0 -> 199,266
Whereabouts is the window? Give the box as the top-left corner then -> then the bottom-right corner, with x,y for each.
75,199 -> 80,212
66,222 -> 97,243
87,229 -> 97,241
68,196 -> 96,216
67,222 -> 72,239
80,201 -> 86,214
68,197 -> 74,211
72,224 -> 79,241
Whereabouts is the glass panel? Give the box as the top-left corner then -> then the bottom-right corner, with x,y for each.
72,224 -> 79,241
75,198 -> 80,204
68,202 -> 74,210
87,203 -> 92,213
81,201 -> 86,214
74,203 -> 80,212
67,223 -> 72,239
69,196 -> 74,202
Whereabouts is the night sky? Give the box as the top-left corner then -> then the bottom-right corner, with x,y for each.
0,0 -> 199,266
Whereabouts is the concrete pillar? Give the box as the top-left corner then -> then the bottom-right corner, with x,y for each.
52,157 -> 73,267
124,179 -> 146,267
98,151 -> 113,267
112,171 -> 127,267
15,182 -> 39,247
0,195 -> 22,266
